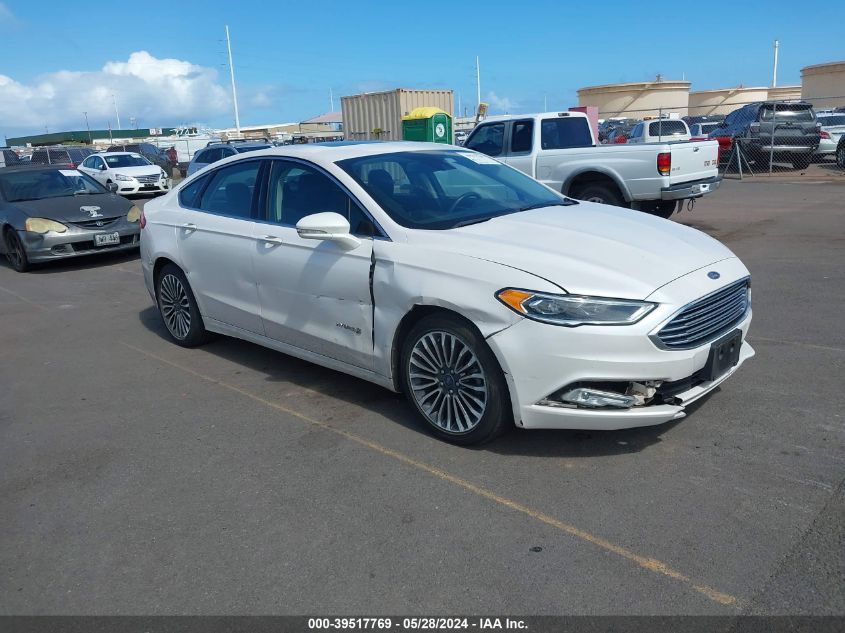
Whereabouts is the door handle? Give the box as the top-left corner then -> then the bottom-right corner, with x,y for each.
182,222 -> 197,232
261,235 -> 284,245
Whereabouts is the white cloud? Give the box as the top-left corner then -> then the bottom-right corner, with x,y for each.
486,91 -> 517,113
0,2 -> 15,23
0,51 -> 232,133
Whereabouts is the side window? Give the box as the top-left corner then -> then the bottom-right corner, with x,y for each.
465,123 -> 505,156
198,160 -> 262,219
266,160 -> 377,236
95,157 -> 106,170
193,150 -> 209,165
81,156 -> 95,169
179,174 -> 210,208
632,123 -> 644,137
510,120 -> 533,153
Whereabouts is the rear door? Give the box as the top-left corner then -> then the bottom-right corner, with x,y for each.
503,119 -> 535,176
176,158 -> 265,334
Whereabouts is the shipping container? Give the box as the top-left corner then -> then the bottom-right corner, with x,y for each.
341,89 -> 454,142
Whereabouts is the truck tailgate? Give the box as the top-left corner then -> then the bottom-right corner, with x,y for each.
669,141 -> 719,184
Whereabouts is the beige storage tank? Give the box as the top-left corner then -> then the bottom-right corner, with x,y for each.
341,89 -> 454,141
801,61 -> 845,110
767,85 -> 802,101
688,87 -> 770,116
577,78 -> 690,119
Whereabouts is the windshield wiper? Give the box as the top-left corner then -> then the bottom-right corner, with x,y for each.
452,217 -> 494,228
517,200 -> 578,212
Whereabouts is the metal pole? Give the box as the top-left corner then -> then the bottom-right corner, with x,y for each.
772,40 -> 779,88
226,25 -> 241,135
476,56 -> 481,111
83,111 -> 92,143
112,94 -> 121,130
769,103 -> 776,175
329,87 -> 334,112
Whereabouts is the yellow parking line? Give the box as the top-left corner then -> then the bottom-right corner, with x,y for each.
122,341 -> 741,608
0,285 -> 47,310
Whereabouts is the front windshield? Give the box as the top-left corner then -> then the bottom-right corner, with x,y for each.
104,153 -> 151,168
0,169 -> 107,202
337,150 -> 574,230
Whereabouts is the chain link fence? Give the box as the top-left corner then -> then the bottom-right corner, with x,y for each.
595,95 -> 845,174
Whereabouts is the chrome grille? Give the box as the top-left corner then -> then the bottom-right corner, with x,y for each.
654,278 -> 750,350
136,174 -> 160,184
70,217 -> 121,229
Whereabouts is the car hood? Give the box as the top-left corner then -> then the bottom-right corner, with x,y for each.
12,193 -> 133,222
406,202 -> 737,300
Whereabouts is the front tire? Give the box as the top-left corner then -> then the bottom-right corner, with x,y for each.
4,229 -> 30,272
155,264 -> 209,347
401,314 -> 511,445
837,144 -> 845,169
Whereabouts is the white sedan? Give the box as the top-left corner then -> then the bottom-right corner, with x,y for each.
79,152 -> 171,196
140,142 -> 753,445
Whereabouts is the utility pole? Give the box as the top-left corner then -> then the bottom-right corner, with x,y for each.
225,24 -> 241,135
772,39 -> 779,87
83,111 -> 92,143
329,87 -> 334,112
112,94 -> 121,129
476,56 -> 481,111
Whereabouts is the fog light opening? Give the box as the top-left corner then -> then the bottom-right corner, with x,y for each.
539,381 -> 664,410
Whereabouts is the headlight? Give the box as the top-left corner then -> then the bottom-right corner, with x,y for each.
114,174 -> 133,181
126,205 -> 142,223
25,218 -> 68,234
160,169 -> 167,179
496,288 -> 656,326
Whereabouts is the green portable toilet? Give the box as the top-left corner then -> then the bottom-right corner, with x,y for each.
402,107 -> 452,144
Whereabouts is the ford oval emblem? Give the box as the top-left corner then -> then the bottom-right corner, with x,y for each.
707,271 -> 721,280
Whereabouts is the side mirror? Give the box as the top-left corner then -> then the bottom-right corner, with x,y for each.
100,165 -> 107,171
107,182 -> 118,193
296,212 -> 361,251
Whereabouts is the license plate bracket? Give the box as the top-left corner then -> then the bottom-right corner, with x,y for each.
94,232 -> 120,247
702,329 -> 742,381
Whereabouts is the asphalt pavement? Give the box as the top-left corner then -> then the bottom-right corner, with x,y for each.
1,178 -> 843,615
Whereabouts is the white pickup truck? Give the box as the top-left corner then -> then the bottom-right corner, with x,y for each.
463,111 -> 721,218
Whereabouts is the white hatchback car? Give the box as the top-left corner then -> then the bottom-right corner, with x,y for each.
79,152 -> 171,196
140,142 -> 753,445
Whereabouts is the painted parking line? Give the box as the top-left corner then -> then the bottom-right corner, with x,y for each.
123,341 -> 742,607
0,284 -> 48,310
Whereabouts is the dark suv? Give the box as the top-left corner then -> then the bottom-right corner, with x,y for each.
709,101 -> 820,169
107,143 -> 174,173
30,146 -> 95,168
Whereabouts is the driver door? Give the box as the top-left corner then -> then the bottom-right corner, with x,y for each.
252,159 -> 377,370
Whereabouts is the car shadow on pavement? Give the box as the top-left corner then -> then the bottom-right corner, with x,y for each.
138,305 -> 697,458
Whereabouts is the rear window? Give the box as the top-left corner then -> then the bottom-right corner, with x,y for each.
648,120 -> 688,136
2,150 -> 20,164
760,106 -> 814,122
818,115 -> 845,126
540,118 -> 593,149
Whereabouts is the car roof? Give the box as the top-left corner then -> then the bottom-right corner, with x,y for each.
187,141 -> 469,170
97,151 -> 143,157
0,164 -> 76,172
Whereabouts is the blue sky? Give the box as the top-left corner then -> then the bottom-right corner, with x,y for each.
1,0 -> 843,140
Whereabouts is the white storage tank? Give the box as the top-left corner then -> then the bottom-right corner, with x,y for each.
688,87 -> 769,116
801,61 -> 845,110
341,89 -> 454,141
577,78 -> 690,119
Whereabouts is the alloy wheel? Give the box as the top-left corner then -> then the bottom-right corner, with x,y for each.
408,331 -> 488,434
5,232 -> 24,271
159,273 -> 192,340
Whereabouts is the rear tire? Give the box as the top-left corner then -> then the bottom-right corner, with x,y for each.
155,264 -> 209,347
401,314 -> 511,446
641,200 -> 677,219
570,183 -> 625,207
838,144 -> 845,169
4,229 -> 30,272
792,155 -> 811,170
